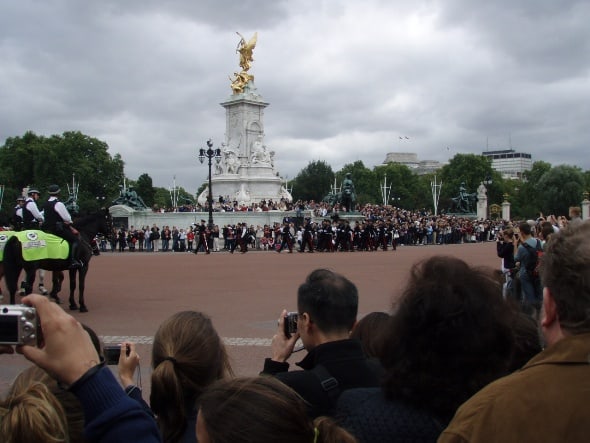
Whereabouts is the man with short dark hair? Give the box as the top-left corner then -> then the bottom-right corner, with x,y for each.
262,269 -> 381,418
440,221 -> 590,443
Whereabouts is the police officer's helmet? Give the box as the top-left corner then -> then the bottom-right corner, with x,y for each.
27,188 -> 40,196
16,196 -> 26,202
48,184 -> 61,195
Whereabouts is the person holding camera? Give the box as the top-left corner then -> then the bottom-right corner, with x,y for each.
1,294 -> 161,443
261,268 -> 382,418
496,227 -> 517,300
112,310 -> 233,443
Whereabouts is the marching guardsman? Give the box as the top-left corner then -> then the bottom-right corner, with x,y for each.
22,188 -> 45,229
41,184 -> 83,269
12,195 -> 26,230
277,221 -> 294,253
377,220 -> 389,251
299,217 -> 315,253
194,220 -> 210,254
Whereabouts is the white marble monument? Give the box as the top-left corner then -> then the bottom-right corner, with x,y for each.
197,32 -> 292,207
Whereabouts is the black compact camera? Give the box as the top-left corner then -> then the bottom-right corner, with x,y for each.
103,343 -> 130,365
0,305 -> 39,346
284,312 -> 299,338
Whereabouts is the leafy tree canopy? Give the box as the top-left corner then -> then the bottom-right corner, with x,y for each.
291,160 -> 334,202
0,131 -> 124,214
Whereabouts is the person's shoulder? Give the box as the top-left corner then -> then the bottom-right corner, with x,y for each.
338,387 -> 382,406
442,371 -> 530,439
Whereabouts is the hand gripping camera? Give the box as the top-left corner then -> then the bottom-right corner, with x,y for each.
0,305 -> 40,346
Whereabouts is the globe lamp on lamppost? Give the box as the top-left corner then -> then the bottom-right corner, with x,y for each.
198,139 -> 222,229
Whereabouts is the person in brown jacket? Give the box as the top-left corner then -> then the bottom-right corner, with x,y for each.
439,220 -> 590,443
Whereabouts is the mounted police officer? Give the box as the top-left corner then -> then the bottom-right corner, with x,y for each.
12,196 -> 26,230
41,184 -> 82,269
22,188 -> 45,229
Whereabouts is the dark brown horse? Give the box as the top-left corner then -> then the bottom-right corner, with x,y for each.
2,209 -> 112,312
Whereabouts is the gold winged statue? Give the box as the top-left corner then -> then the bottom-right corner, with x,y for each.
236,31 -> 257,71
230,31 -> 258,94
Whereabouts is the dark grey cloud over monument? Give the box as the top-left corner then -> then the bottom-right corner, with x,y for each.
1,0 -> 588,191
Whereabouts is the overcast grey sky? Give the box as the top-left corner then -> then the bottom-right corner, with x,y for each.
2,0 -> 589,191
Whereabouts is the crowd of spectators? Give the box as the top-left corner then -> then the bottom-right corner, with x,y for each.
104,200 -> 531,254
2,210 -> 588,443
105,200 -> 580,254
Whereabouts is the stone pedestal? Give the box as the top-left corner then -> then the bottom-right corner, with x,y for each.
502,200 -> 511,221
477,196 -> 488,220
582,196 -> 589,220
197,81 -> 292,206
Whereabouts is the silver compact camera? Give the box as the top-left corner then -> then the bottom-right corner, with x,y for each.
0,305 -> 39,346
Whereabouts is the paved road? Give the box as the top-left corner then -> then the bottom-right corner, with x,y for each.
1,242 -> 500,396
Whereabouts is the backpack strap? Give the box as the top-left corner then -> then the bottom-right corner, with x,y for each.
312,364 -> 340,403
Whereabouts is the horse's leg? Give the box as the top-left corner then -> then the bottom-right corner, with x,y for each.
77,266 -> 89,313
38,269 -> 49,295
0,265 -> 4,302
68,268 -> 78,310
24,268 -> 36,295
50,271 -> 63,304
6,264 -> 22,305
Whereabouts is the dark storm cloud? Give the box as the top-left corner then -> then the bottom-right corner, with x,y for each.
1,0 -> 589,193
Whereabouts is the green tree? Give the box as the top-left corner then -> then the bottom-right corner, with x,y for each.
512,161 -> 552,217
374,163 -> 421,209
536,165 -> 585,216
135,173 -> 156,207
291,160 -> 334,201
0,131 -> 124,215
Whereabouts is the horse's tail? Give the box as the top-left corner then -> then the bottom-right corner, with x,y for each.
3,236 -> 24,303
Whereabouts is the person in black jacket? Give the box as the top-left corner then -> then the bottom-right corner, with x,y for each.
261,269 -> 382,418
497,227 -> 518,300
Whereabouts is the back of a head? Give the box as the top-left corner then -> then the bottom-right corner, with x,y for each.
569,206 -> 581,218
540,221 -> 555,241
541,221 -> 590,334
150,311 -> 232,442
350,311 -> 390,359
380,255 -> 514,422
9,366 -> 86,443
297,269 -> 358,334
198,377 -> 356,443
519,221 -> 532,236
0,377 -> 69,443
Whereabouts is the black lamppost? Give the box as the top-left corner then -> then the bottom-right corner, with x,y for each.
198,139 -> 222,229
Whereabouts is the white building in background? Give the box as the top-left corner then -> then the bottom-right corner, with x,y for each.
382,152 -> 443,175
482,149 -> 532,179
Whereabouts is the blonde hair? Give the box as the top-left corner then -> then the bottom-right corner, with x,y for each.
0,379 -> 69,443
